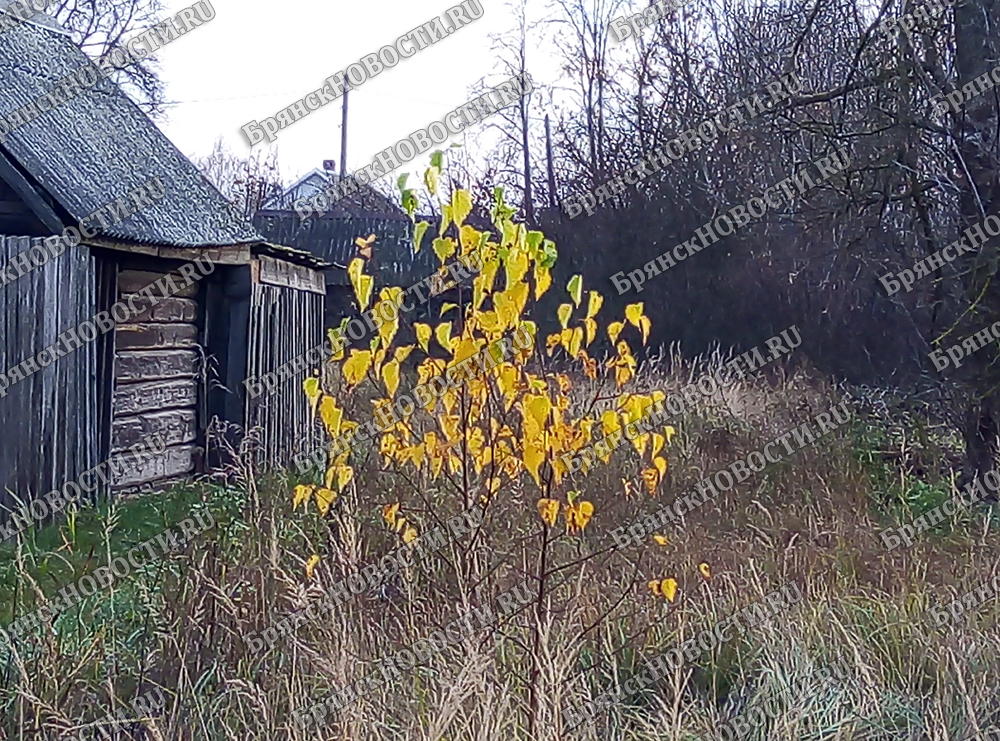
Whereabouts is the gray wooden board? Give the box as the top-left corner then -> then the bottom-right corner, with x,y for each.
115,349 -> 198,383
115,322 -> 198,350
112,408 -> 197,452
120,296 -> 198,323
114,378 -> 197,416
111,444 -> 196,488
118,269 -> 199,298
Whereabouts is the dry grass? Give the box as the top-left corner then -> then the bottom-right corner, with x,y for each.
2,354 -> 1000,740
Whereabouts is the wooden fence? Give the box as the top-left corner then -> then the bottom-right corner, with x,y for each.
0,236 -> 99,520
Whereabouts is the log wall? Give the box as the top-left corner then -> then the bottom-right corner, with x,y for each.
112,268 -> 201,489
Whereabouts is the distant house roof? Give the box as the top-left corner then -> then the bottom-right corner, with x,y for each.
262,168 -> 407,219
0,6 -> 262,248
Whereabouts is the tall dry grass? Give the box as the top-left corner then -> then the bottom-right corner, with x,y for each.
2,352 -> 999,741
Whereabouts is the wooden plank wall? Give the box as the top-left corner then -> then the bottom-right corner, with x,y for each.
112,268 -> 201,489
0,236 -> 98,521
245,282 -> 323,470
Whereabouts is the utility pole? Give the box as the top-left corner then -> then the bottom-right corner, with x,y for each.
340,87 -> 349,178
545,114 -> 556,209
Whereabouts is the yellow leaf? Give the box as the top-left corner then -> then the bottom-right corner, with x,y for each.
653,456 -> 668,481
566,500 -> 594,534
662,577 -> 678,602
415,323 -> 432,353
536,498 -> 560,527
625,303 -> 644,328
395,515 -> 408,533
587,291 -> 603,319
652,534 -> 669,546
584,318 -> 597,347
293,484 -> 315,510
383,502 -> 400,526
569,327 -> 584,358
523,443 -> 545,486
639,316 -> 651,345
641,468 -> 659,496
319,396 -> 342,438
355,274 -> 374,311
425,166 -> 440,197
525,395 -> 552,429
305,554 -> 321,580
315,486 -> 338,517
303,377 -> 321,421
337,465 -> 353,492
505,250 -> 530,290
699,563 -> 712,580
557,303 -> 573,331
452,188 -> 473,227
347,257 -> 364,290
567,274 -> 583,307
440,204 -> 453,235
534,264 -> 552,299
608,321 -> 624,345
342,350 -> 372,387
329,327 -> 347,360
394,345 -> 414,364
435,322 -> 453,351
403,526 -> 418,543
413,220 -> 430,253
441,302 -> 458,317
382,360 -> 401,397
649,580 -> 663,597
651,433 -> 665,459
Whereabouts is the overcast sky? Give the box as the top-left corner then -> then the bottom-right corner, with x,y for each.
153,0 -> 549,189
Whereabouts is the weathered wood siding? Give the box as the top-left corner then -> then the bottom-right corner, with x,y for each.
245,276 -> 324,470
112,268 -> 201,488
0,236 -> 98,520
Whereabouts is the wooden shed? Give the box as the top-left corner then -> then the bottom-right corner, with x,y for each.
0,8 -> 327,522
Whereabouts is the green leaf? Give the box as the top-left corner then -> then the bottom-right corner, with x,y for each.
430,151 -> 444,170
539,239 -> 558,269
567,275 -> 583,308
433,237 -> 456,263
402,190 -> 418,217
397,173 -> 409,191
370,335 -> 381,353
526,230 -> 544,254
413,221 -> 430,253
425,167 -> 440,197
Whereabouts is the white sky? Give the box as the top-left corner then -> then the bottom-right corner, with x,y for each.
153,0 -> 548,188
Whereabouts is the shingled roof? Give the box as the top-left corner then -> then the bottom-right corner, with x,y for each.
0,3 -> 262,247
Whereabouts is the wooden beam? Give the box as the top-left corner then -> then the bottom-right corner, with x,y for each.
256,254 -> 326,295
115,322 -> 199,350
85,238 -> 253,264
0,149 -> 64,233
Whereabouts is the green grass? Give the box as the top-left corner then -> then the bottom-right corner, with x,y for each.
0,481 -> 249,625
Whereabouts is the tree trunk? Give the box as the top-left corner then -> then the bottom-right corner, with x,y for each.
955,0 -> 1000,491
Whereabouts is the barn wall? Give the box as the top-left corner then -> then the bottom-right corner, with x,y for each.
244,277 -> 324,470
0,236 -> 99,520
